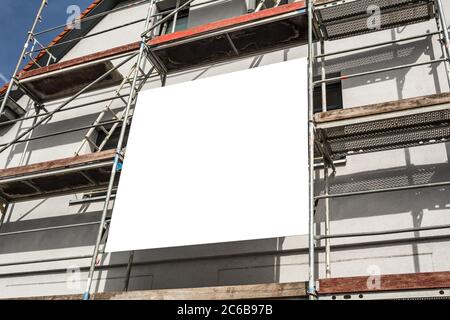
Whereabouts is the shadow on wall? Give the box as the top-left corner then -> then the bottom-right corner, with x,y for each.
0,211 -> 103,254
317,36 -> 444,103
315,142 -> 450,223
314,143 -> 450,274
0,201 -> 285,292
3,43 -> 450,293
3,111 -> 120,165
0,212 -> 286,293
103,51 -> 294,292
103,237 -> 286,292
0,51 -> 301,295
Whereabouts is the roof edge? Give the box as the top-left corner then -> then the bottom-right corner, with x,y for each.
0,0 -> 104,96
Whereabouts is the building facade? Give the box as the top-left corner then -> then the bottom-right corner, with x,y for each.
0,0 -> 450,299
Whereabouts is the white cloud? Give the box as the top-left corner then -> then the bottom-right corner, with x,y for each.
0,73 -> 8,84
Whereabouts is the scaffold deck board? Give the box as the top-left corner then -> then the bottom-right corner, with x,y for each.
20,61 -> 124,102
315,92 -> 450,123
314,92 -> 450,158
314,0 -> 435,40
0,96 -> 26,125
149,1 -> 308,73
17,42 -> 140,81
15,271 -> 450,299
14,2 -> 308,101
319,271 -> 450,295
18,282 -> 308,300
0,150 -> 116,202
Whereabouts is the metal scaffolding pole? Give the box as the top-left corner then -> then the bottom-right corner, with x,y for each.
315,30 -> 442,59
82,0 -> 157,300
320,34 -> 332,280
307,0 -> 316,299
1,230 -> 450,274
33,0 -> 221,39
0,119 -> 126,148
316,223 -> 450,240
0,94 -> 129,128
141,0 -> 196,38
314,58 -> 447,85
434,0 -> 450,86
123,251 -> 135,291
320,39 -> 326,112
311,0 -> 450,286
0,220 -> 107,237
34,0 -> 152,36
172,0 -> 181,33
315,180 -> 450,200
0,52 -> 137,155
0,0 -> 47,116
28,19 -> 148,54
0,204 -> 8,234
436,0 -> 450,60
0,65 -> 153,130
3,0 -> 450,300
323,164 -> 331,279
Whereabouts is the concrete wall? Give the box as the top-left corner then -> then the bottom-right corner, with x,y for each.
1,0 -> 450,298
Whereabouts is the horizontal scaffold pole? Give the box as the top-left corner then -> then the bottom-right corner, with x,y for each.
0,52 -> 138,155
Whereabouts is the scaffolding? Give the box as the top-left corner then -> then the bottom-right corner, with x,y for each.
0,0 -> 450,300
0,0 -> 310,300
308,0 -> 450,299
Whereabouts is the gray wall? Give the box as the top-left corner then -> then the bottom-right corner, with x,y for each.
1,0 -> 450,298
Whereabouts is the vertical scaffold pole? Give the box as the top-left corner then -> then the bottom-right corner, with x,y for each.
0,0 -> 47,117
436,0 -> 450,60
0,203 -> 9,233
434,5 -> 450,85
123,251 -> 135,291
82,0 -> 156,300
320,39 -> 327,112
307,0 -> 316,299
320,33 -> 331,280
324,164 -> 331,278
172,0 -> 181,33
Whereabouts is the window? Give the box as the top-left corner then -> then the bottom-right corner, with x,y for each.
313,73 -> 343,113
95,123 -> 131,151
247,0 -> 288,13
158,7 -> 190,36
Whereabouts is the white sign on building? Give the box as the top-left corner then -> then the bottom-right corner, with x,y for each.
106,58 -> 309,252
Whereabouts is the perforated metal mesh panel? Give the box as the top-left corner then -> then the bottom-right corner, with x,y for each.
325,109 -> 450,138
315,0 -> 429,22
329,168 -> 436,193
314,0 -> 434,40
320,109 -> 450,158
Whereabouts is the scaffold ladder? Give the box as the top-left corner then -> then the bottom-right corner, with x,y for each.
75,63 -> 156,156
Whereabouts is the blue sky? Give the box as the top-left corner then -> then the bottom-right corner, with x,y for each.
0,0 -> 93,85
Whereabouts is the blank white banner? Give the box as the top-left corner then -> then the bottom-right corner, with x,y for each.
106,58 -> 308,252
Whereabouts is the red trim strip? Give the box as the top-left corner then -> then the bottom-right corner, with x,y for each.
20,42 -> 140,80
149,1 -> 306,46
17,2 -> 307,81
1,0 -> 104,95
319,271 -> 450,294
